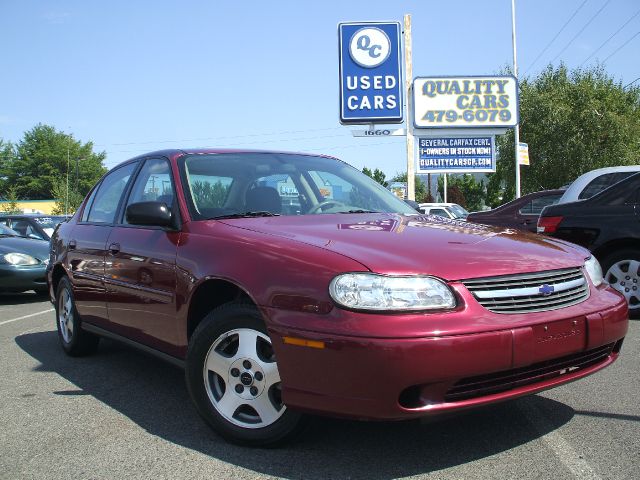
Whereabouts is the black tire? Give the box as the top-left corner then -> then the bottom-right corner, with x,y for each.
600,249 -> 640,318
55,276 -> 100,356
185,302 -> 306,447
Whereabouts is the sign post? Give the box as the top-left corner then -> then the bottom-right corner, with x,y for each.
403,14 -> 415,200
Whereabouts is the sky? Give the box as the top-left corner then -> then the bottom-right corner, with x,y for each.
1,0 -> 639,177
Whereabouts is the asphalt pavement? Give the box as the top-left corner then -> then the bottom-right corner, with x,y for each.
1,292 -> 638,480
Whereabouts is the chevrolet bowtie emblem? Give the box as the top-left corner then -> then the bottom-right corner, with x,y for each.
539,284 -> 555,296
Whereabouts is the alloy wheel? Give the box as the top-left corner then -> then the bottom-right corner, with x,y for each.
203,328 -> 285,429
58,287 -> 74,343
605,259 -> 640,311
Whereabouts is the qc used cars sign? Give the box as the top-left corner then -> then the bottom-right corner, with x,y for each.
338,22 -> 403,124
413,76 -> 518,129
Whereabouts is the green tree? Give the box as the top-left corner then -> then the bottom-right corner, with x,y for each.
3,124 -> 107,200
437,174 -> 485,211
192,180 -> 230,208
390,172 -> 428,202
491,64 -> 640,202
1,186 -> 21,214
51,179 -> 84,215
361,167 -> 388,187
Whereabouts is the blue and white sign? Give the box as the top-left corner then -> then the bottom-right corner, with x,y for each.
417,136 -> 496,173
338,22 -> 403,124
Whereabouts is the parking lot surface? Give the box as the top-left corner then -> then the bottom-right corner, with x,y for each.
1,292 -> 638,480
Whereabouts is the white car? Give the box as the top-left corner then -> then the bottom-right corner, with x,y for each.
418,203 -> 469,220
558,165 -> 640,204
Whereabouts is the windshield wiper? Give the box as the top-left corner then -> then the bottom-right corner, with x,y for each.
338,209 -> 377,214
209,211 -> 280,220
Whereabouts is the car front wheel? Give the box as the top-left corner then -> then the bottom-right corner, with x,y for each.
185,303 -> 305,446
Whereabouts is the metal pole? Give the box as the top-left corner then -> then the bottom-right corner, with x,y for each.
511,0 -> 521,198
443,174 -> 448,203
404,14 -> 415,200
66,132 -> 70,215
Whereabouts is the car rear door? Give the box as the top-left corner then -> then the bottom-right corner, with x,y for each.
66,162 -> 138,328
517,194 -> 562,232
103,157 -> 181,356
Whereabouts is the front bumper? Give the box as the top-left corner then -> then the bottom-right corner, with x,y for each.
267,285 -> 628,420
0,265 -> 48,292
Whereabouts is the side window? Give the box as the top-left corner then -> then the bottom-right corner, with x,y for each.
306,170 -> 386,212
579,172 -> 634,200
85,163 -> 137,224
81,187 -> 99,222
520,194 -> 562,215
255,174 -> 298,215
123,158 -> 174,224
518,201 -> 533,214
191,175 -> 233,209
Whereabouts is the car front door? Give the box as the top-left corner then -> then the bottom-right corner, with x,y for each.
67,162 -> 138,328
103,157 -> 180,356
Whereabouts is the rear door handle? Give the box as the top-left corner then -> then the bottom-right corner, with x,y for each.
68,240 -> 77,250
108,242 -> 121,255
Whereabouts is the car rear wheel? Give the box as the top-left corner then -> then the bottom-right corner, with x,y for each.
185,303 -> 305,446
601,249 -> 640,316
55,276 -> 99,356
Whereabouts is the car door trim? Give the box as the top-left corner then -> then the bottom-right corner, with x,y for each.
103,276 -> 174,303
82,322 -> 185,368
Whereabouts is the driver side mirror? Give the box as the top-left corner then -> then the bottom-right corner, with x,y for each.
126,201 -> 173,227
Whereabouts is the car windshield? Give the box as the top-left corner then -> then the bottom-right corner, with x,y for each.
180,153 -> 416,220
30,216 -> 67,229
0,224 -> 21,236
449,205 -> 469,218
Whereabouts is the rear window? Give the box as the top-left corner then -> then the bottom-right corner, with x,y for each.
578,172 -> 635,200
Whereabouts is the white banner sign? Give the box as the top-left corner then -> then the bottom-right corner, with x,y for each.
413,76 -> 518,129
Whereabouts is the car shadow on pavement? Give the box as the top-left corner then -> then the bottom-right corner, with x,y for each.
16,331 -> 575,480
0,291 -> 49,305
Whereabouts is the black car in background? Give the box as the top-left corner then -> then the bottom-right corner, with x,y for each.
0,215 -> 69,241
538,173 -> 640,315
0,224 -> 50,294
466,189 -> 565,233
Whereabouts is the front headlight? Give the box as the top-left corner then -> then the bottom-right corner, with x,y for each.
584,256 -> 604,287
3,253 -> 40,266
329,273 -> 456,311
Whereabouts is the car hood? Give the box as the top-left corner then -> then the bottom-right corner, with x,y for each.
0,236 -> 50,261
219,213 -> 589,280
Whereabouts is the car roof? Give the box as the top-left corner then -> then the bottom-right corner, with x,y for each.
559,165 -> 640,203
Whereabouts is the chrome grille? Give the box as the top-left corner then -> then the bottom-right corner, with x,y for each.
462,268 -> 589,314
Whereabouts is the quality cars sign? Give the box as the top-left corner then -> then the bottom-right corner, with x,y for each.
413,76 -> 518,129
338,22 -> 403,124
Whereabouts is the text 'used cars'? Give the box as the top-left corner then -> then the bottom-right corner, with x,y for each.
47,149 -> 629,446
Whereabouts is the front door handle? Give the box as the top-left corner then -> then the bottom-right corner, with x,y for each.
68,240 -> 77,250
108,242 -> 121,255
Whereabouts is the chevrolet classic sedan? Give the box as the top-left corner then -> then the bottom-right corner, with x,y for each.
47,149 -> 629,446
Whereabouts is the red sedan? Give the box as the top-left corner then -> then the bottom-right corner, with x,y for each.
47,150 -> 628,446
